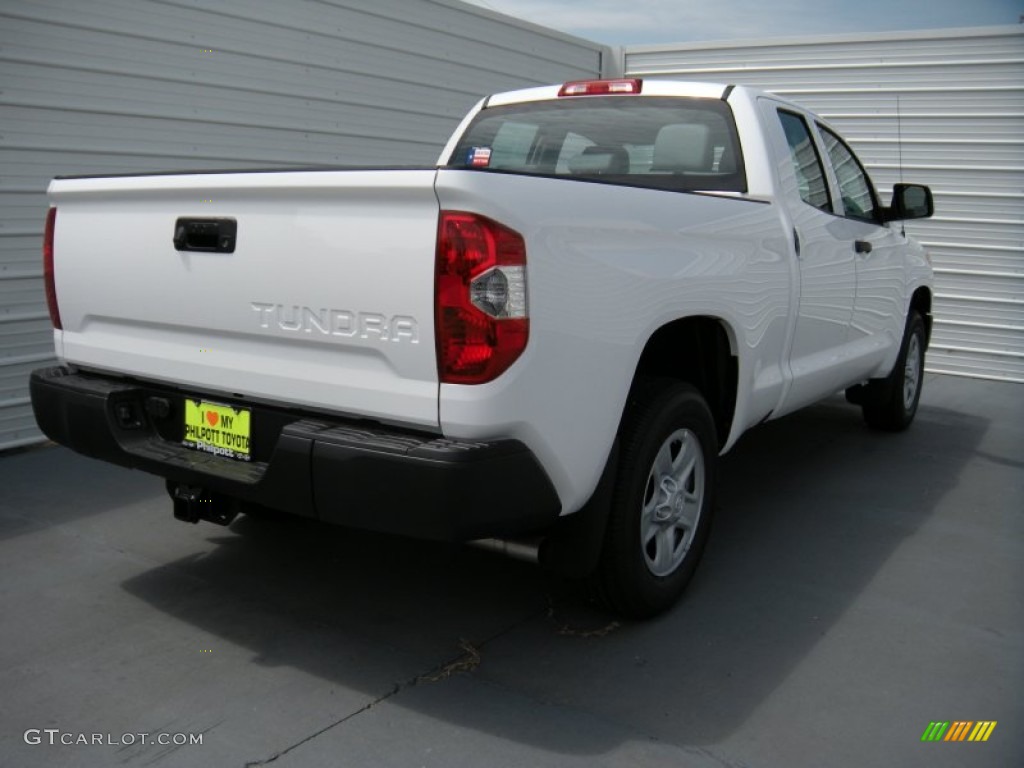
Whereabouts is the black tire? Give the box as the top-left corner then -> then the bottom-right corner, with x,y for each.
861,311 -> 926,432
593,379 -> 717,618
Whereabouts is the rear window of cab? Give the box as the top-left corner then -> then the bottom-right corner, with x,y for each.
446,96 -> 746,194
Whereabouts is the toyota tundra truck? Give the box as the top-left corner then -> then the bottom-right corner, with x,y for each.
30,79 -> 935,617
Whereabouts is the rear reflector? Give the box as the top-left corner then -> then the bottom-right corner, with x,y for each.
558,79 -> 642,97
43,207 -> 61,330
436,212 -> 528,384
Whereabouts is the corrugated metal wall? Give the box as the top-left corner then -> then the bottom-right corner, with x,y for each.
0,0 -> 610,450
625,26 -> 1024,383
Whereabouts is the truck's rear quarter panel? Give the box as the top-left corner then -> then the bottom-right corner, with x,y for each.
435,170 -> 792,513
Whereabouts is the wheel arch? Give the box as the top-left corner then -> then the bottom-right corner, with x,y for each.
628,316 -> 738,447
541,317 -> 737,584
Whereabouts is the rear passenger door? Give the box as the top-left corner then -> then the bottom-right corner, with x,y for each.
816,125 -> 907,371
764,103 -> 859,411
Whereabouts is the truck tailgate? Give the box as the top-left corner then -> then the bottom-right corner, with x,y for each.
49,170 -> 440,427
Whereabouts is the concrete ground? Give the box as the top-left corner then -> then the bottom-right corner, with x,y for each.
0,373 -> 1020,768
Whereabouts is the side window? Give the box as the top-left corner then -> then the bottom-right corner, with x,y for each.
777,110 -> 831,213
818,126 -> 878,222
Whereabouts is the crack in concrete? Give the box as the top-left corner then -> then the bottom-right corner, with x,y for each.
243,603 -> 548,767
243,682 -> 402,767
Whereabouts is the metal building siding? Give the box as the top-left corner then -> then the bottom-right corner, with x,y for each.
625,26 -> 1024,383
0,0 -> 609,450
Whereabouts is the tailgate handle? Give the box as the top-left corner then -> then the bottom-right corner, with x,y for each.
173,217 -> 237,253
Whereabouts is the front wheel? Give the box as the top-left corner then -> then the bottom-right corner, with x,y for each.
593,380 -> 717,618
861,311 -> 927,431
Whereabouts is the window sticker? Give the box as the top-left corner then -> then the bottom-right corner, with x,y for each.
466,146 -> 492,168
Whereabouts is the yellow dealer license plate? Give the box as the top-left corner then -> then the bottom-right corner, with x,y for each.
183,400 -> 251,461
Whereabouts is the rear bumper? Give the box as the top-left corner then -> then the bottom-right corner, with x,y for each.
30,366 -> 561,540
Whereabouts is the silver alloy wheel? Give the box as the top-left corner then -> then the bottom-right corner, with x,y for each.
903,333 -> 922,411
640,428 -> 705,577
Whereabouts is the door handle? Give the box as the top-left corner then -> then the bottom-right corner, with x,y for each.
854,240 -> 872,254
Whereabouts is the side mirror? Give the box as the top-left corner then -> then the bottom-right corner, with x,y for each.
885,183 -> 934,222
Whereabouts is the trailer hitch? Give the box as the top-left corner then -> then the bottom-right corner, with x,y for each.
168,483 -> 238,526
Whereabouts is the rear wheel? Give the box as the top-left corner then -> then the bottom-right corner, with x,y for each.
861,311 -> 926,431
593,379 -> 717,618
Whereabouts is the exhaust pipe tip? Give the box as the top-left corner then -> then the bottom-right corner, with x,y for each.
468,537 -> 543,564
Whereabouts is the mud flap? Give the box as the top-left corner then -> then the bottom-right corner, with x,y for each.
539,441 -> 620,579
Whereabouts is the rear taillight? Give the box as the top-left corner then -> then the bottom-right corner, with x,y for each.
558,78 -> 642,97
435,212 -> 528,384
43,207 -> 61,330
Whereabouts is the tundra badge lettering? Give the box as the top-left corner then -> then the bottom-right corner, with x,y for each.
251,302 -> 418,343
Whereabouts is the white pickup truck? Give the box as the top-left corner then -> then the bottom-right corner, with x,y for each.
31,79 -> 934,617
